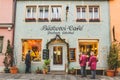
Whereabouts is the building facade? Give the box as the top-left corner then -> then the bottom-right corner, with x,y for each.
110,0 -> 120,42
15,0 -> 110,73
0,0 -> 14,72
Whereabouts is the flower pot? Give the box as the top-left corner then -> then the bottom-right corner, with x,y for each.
42,69 -> 47,74
106,70 -> 115,77
10,66 -> 18,74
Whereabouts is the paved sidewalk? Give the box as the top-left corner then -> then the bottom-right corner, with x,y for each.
0,73 -> 120,80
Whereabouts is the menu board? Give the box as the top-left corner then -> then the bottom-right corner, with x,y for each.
69,48 -> 76,62
43,49 -> 49,59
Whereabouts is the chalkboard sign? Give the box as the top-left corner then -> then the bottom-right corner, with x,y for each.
43,49 -> 49,59
69,48 -> 76,62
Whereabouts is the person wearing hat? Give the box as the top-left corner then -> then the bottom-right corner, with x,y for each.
25,50 -> 31,73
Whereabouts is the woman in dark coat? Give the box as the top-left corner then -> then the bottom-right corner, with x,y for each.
25,50 -> 31,73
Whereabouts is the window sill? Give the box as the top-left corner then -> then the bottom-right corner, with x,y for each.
25,18 -> 36,22
76,19 -> 87,22
51,18 -> 61,22
38,18 -> 49,22
89,19 -> 100,22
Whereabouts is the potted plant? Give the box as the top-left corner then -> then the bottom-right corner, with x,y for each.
42,64 -> 48,74
68,67 -> 75,75
36,67 -> 42,74
3,40 -> 13,73
106,42 -> 120,76
44,59 -> 50,72
3,40 -> 18,74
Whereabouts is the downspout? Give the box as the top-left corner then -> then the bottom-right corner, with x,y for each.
12,0 -> 17,66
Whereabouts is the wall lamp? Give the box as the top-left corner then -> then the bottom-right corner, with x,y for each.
66,6 -> 69,21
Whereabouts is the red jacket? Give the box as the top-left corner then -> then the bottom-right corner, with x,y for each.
88,55 -> 97,70
79,54 -> 88,67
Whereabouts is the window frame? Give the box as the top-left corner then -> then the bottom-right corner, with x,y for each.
51,6 -> 62,22
0,36 -> 3,53
76,6 -> 87,22
25,6 -> 37,22
78,39 -> 99,57
89,6 -> 100,22
38,6 -> 49,22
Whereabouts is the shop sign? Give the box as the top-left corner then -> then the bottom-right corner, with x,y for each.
40,25 -> 84,35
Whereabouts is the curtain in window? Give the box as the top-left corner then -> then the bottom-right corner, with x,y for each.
44,7 -> 48,19
52,7 -> 61,19
94,7 -> 99,19
32,7 -> 36,18
27,8 -> 31,18
39,7 -> 43,18
82,8 -> 86,19
77,7 -> 80,19
58,7 -> 61,19
89,7 -> 93,19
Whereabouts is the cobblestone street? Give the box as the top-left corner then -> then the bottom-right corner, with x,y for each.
0,73 -> 120,80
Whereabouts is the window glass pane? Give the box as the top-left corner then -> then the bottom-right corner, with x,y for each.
22,39 -> 42,61
94,12 -> 99,18
32,7 -> 36,18
26,6 -> 36,18
44,7 -> 48,19
39,7 -> 43,18
89,7 -> 93,19
77,7 -> 86,19
0,37 -> 3,53
58,7 -> 61,19
27,8 -> 31,18
51,7 -> 61,19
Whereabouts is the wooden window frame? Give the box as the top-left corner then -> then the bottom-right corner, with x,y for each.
76,6 -> 87,22
89,6 -> 100,22
25,6 -> 37,22
38,6 -> 49,22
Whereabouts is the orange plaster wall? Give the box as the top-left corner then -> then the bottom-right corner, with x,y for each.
110,0 -> 120,42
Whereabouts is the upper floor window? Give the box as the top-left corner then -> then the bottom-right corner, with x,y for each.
38,6 -> 49,22
76,6 -> 87,22
51,6 -> 62,22
89,6 -> 100,22
0,37 -> 3,53
25,6 -> 36,22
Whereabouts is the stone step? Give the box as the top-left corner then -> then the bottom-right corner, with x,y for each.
49,71 -> 66,75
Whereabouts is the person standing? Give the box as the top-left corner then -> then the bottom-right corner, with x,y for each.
79,52 -> 88,77
88,51 -> 98,79
25,50 -> 31,73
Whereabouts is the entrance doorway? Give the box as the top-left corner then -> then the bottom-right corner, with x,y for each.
49,44 -> 67,71
47,35 -> 69,71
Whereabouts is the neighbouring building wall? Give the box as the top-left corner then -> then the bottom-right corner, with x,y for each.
110,0 -> 120,42
0,0 -> 13,23
0,0 -> 14,72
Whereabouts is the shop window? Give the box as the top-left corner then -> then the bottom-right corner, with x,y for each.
76,6 -> 87,22
38,6 -> 49,22
0,36 -> 3,53
25,6 -> 36,22
51,6 -> 62,22
89,6 -> 100,22
79,40 -> 98,57
22,39 -> 42,61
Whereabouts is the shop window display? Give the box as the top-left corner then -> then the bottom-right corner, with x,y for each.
22,39 -> 42,61
79,40 -> 98,57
